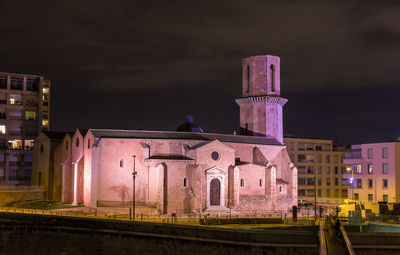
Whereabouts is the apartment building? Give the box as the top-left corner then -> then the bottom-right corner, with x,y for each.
343,142 -> 400,203
0,72 -> 50,185
284,136 -> 348,205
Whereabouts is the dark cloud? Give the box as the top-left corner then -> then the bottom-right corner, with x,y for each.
0,0 -> 399,143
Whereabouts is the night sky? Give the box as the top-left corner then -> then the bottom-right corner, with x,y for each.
1,0 -> 399,145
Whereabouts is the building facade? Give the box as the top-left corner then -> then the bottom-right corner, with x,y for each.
284,137 -> 348,205
33,55 -> 298,214
343,142 -> 400,203
0,72 -> 50,185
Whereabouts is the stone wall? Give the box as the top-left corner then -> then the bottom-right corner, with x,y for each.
0,189 -> 44,205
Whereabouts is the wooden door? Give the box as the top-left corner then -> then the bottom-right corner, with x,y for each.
210,178 -> 220,206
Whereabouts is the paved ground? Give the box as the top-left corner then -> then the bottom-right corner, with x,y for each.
325,218 -> 347,254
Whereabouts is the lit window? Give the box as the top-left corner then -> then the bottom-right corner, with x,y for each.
42,120 -> 49,127
368,164 -> 373,174
25,111 -> 37,120
383,195 -> 388,202
42,88 -> 49,94
0,125 -> 5,134
368,194 -> 373,201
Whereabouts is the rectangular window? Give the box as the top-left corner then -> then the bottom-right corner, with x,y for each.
307,166 -> 314,174
0,77 -> 6,89
334,166 -> 338,175
318,177 -> 322,186
326,189 -> 330,197
10,78 -> 23,90
368,164 -> 373,174
25,111 -> 37,120
326,178 -> 331,186
298,178 -> 306,185
297,143 -> 305,151
383,163 -> 388,174
383,195 -> 388,202
298,154 -> 306,162
326,166 -> 330,174
368,179 -> 373,189
368,148 -> 373,159
355,193 -> 359,200
323,144 -> 331,151
356,179 -> 362,188
326,155 -> 330,163
318,189 -> 322,197
368,194 -> 373,201
298,189 -> 305,197
352,164 -> 362,174
9,94 -> 22,105
306,155 -> 315,162
317,154 -> 322,163
334,155 -> 338,163
306,143 -> 314,151
0,125 -> 5,134
298,166 -> 306,174
335,178 -> 339,186
383,179 -> 388,189
306,178 -> 315,185
342,189 -> 348,197
382,147 -> 388,159
316,144 -> 322,151
318,166 -> 322,174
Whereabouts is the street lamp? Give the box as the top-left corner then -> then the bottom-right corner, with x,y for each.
345,166 -> 354,202
132,155 -> 137,221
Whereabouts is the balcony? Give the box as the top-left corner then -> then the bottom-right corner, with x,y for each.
344,149 -> 362,159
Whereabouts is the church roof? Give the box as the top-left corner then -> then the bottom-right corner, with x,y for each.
42,131 -> 73,140
89,129 -> 282,146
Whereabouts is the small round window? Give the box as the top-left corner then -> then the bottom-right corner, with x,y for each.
211,151 -> 219,161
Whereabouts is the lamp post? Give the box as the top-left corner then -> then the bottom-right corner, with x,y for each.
345,166 -> 354,202
132,155 -> 137,221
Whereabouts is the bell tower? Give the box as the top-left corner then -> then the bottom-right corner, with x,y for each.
235,55 -> 288,143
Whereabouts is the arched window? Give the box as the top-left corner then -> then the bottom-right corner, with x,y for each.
183,177 -> 187,187
87,139 -> 91,149
259,178 -> 263,187
246,65 -> 250,93
240,178 -> 244,187
120,158 -> 125,168
40,144 -> 44,153
270,65 -> 275,92
279,186 -> 282,192
76,138 -> 79,147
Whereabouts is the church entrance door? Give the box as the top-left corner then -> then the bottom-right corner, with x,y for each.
210,178 -> 220,206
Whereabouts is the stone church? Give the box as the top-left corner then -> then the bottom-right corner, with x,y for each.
32,55 -> 298,215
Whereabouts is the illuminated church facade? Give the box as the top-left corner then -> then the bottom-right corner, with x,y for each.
32,55 -> 298,214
